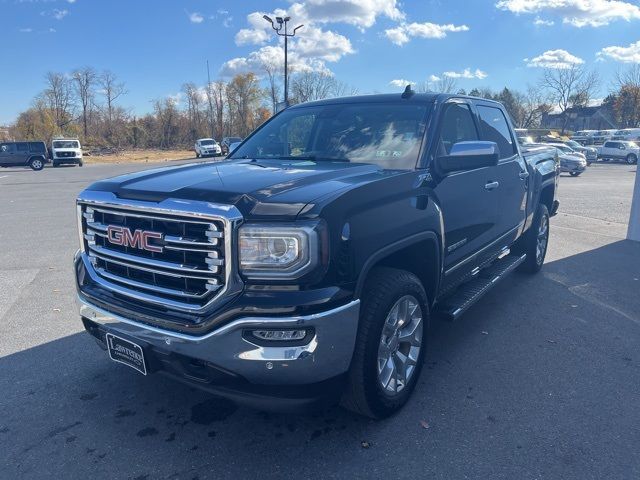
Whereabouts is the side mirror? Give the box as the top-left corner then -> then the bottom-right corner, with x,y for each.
436,141 -> 499,174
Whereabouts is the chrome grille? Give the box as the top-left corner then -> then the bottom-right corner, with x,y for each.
79,202 -> 228,309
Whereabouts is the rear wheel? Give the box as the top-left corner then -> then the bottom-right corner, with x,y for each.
627,154 -> 637,165
569,171 -> 581,177
29,157 -> 44,171
341,267 -> 428,419
516,203 -> 550,274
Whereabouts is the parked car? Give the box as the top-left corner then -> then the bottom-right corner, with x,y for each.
221,136 -> 242,155
517,135 -> 535,145
611,128 -> 640,144
564,140 -> 597,165
74,92 -> 559,419
0,141 -> 48,170
51,138 -> 83,167
570,130 -> 597,145
597,140 -> 639,164
591,129 -> 616,145
194,138 -> 221,158
532,143 -> 586,176
228,141 -> 241,155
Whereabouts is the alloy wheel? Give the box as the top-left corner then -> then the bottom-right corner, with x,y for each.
377,295 -> 423,395
536,213 -> 549,265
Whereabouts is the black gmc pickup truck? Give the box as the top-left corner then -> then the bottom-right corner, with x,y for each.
75,91 -> 559,418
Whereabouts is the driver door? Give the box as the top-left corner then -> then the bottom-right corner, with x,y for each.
432,101 -> 500,288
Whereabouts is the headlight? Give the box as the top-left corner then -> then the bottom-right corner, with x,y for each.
239,223 -> 321,279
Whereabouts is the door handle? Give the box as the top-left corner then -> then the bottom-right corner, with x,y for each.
519,171 -> 530,180
485,181 -> 500,191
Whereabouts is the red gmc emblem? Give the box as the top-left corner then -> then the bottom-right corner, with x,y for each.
106,226 -> 163,253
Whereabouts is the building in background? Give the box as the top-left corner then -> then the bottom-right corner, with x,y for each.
542,106 -> 616,132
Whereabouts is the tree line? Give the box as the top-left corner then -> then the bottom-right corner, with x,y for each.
6,64 -> 640,148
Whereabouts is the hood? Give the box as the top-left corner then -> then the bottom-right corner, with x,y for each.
86,159 -> 389,219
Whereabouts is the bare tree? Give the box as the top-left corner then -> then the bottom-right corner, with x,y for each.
182,82 -> 205,140
43,72 -> 75,130
289,71 -> 338,104
520,85 -> 553,129
416,77 -> 458,94
209,80 -> 226,139
262,62 -> 282,113
72,67 -> 97,138
540,66 -> 600,133
99,70 -> 127,141
226,73 -> 264,137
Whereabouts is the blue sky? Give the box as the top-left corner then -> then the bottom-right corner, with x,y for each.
1,0 -> 639,124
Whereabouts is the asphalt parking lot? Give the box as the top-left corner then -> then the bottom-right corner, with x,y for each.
1,161 -> 639,479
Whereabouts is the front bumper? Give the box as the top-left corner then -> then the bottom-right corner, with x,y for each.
560,163 -> 586,173
54,157 -> 82,164
77,295 -> 360,406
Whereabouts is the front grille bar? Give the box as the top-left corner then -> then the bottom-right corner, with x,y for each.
77,191 -> 243,313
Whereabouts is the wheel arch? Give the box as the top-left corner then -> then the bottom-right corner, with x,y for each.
354,231 -> 442,307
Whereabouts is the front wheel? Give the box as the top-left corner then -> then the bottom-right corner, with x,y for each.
341,267 -> 428,419
569,171 -> 581,177
516,203 -> 550,274
627,154 -> 637,165
29,157 -> 44,171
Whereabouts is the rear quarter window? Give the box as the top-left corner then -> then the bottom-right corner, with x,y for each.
29,142 -> 46,153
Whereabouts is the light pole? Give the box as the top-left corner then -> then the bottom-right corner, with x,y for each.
263,15 -> 303,107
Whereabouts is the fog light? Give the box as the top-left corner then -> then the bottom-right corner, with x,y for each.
251,329 -> 307,341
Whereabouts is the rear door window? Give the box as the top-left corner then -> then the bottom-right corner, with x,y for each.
476,105 -> 516,159
16,143 -> 29,152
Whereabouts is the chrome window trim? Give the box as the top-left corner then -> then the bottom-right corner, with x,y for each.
76,190 -> 244,313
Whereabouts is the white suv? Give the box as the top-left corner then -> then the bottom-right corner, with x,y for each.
598,140 -> 639,164
194,138 -> 221,158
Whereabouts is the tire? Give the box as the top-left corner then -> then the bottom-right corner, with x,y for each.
515,203 -> 550,274
52,161 -> 59,168
78,161 -> 83,167
195,152 -> 200,158
341,267 -> 429,419
569,171 -> 581,177
626,154 -> 637,165
29,157 -> 44,171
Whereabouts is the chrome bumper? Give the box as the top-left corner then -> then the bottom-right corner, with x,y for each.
77,295 -> 360,385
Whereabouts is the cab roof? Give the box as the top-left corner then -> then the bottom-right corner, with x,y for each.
288,92 -> 505,109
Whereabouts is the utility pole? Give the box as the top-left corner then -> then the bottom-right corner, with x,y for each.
206,60 -> 215,139
263,15 -> 303,106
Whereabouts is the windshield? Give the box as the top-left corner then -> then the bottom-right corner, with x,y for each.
230,103 -> 430,170
200,140 -> 215,146
226,137 -> 242,143
566,141 -> 580,148
53,140 -> 79,149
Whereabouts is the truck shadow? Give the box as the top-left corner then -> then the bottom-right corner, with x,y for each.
2,240 -> 639,479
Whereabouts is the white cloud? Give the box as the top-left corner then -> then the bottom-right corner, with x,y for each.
294,26 -> 354,62
52,9 -> 68,20
428,74 -> 441,82
235,28 -> 270,45
67,0 -> 76,3
533,17 -> 554,26
301,0 -> 404,28
19,28 -> 33,33
385,22 -> 469,45
389,79 -> 415,87
597,40 -> 640,63
187,12 -> 204,24
220,45 -> 331,78
496,0 -> 640,27
443,68 -> 488,79
525,49 -> 584,68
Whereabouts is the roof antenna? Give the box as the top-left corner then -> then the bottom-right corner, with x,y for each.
401,84 -> 415,99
